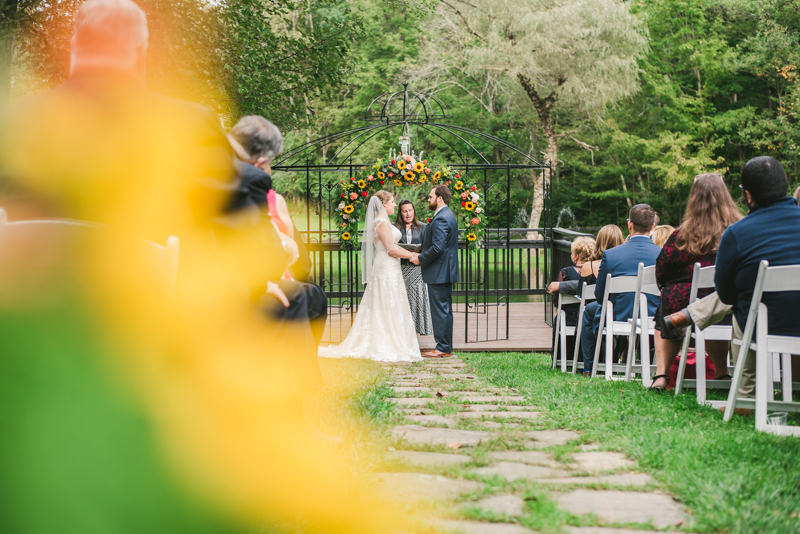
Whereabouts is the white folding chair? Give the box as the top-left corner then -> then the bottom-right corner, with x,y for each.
0,208 -> 179,296
571,282 -> 596,374
552,292 -> 581,372
674,263 -> 733,405
625,263 -> 660,386
723,260 -> 800,436
591,271 -> 640,380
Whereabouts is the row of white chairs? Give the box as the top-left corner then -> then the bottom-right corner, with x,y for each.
0,208 -> 179,295
552,260 -> 800,437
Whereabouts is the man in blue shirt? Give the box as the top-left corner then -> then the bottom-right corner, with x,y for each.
579,204 -> 661,375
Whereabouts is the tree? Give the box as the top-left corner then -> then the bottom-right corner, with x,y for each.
420,0 -> 648,230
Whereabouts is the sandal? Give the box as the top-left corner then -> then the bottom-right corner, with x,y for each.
650,374 -> 669,392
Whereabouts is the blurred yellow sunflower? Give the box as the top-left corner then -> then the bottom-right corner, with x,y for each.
413,162 -> 424,172
467,233 -> 477,241
397,161 -> 407,170
432,171 -> 442,182
455,181 -> 464,190
418,176 -> 427,184
377,171 -> 385,179
404,172 -> 415,181
344,205 -> 354,214
464,201 -> 475,211
394,179 -> 403,186
357,180 -> 366,188
342,232 -> 351,240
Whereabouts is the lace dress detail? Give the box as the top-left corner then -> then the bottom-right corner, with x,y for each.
318,218 -> 422,362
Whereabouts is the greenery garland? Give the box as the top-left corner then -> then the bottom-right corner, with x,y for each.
335,155 -> 486,250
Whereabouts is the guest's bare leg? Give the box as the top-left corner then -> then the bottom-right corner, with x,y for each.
706,340 -> 730,378
653,329 -> 682,387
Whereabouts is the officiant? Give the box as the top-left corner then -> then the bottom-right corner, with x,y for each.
395,200 -> 434,335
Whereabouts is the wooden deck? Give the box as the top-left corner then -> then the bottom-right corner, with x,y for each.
322,302 -> 552,353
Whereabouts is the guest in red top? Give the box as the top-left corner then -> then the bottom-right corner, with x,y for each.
651,173 -> 742,390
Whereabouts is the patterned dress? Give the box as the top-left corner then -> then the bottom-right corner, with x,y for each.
400,223 -> 434,336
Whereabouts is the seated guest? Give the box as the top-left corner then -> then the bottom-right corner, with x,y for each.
554,225 -> 624,375
225,115 -> 327,347
395,200 -> 434,335
664,157 -> 800,404
650,174 -> 742,391
794,185 -> 800,204
548,236 -> 595,359
580,205 -> 661,376
651,225 -> 675,248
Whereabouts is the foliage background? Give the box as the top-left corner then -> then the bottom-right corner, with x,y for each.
6,0 -> 800,227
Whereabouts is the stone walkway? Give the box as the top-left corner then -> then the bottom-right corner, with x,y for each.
376,357 -> 692,533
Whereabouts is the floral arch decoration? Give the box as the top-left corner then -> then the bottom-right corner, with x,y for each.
335,153 -> 486,250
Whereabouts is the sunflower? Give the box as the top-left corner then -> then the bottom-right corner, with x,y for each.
342,232 -> 351,240
432,171 -> 442,182
377,171 -> 385,179
397,160 -> 407,170
413,162 -> 424,172
344,205 -> 354,214
394,179 -> 403,186
404,171 -> 415,181
357,180 -> 366,188
455,181 -> 464,190
418,176 -> 427,184
464,201 -> 475,211
466,233 -> 477,242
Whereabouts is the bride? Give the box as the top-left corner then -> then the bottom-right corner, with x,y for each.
318,191 -> 422,362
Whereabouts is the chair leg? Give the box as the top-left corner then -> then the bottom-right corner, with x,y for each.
592,307 -> 607,379
605,310 -> 613,381
552,311 -> 560,370
675,325 -> 692,395
640,328 -> 652,389
755,310 -> 769,431
696,331 -> 707,405
768,352 -> 776,403
572,316 -> 582,375
782,353 -> 792,402
560,311 -> 568,373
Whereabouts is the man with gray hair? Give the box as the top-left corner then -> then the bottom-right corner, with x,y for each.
229,115 -> 284,174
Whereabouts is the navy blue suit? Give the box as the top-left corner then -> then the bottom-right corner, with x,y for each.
580,234 -> 661,372
419,206 -> 459,352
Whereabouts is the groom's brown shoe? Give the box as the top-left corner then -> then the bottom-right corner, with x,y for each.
422,350 -> 452,358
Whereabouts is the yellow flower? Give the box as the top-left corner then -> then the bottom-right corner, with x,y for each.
413,162 -> 423,172
404,171 -> 415,181
418,176 -> 427,184
377,171 -> 385,179
464,201 -> 475,211
397,160 -> 407,170
358,180 -> 366,188
455,181 -> 464,190
394,179 -> 403,186
342,232 -> 351,240
432,171 -> 442,182
344,205 -> 354,214
467,233 -> 477,242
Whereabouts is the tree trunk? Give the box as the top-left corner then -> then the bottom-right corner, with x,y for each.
517,73 -> 559,239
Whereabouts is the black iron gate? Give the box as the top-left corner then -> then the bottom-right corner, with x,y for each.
272,86 -> 553,344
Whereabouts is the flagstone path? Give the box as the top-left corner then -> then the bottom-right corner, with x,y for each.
376,357 -> 693,534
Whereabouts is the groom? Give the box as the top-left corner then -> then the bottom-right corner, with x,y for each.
410,185 -> 459,358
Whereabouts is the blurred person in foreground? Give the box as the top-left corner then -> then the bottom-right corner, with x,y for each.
651,225 -> 675,248
649,174 -> 741,391
0,1 -> 398,533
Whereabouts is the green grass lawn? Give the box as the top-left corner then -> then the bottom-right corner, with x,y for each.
454,352 -> 800,534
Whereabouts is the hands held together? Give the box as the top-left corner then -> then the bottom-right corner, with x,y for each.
409,252 -> 421,265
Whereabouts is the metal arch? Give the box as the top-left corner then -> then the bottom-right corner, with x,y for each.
428,123 -> 544,166
328,123 -> 395,165
362,84 -> 450,124
336,123 -> 405,165
430,123 -> 517,164
275,125 -> 373,165
415,123 -> 469,165
422,123 -> 491,165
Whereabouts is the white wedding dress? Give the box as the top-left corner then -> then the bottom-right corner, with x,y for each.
318,216 -> 422,362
